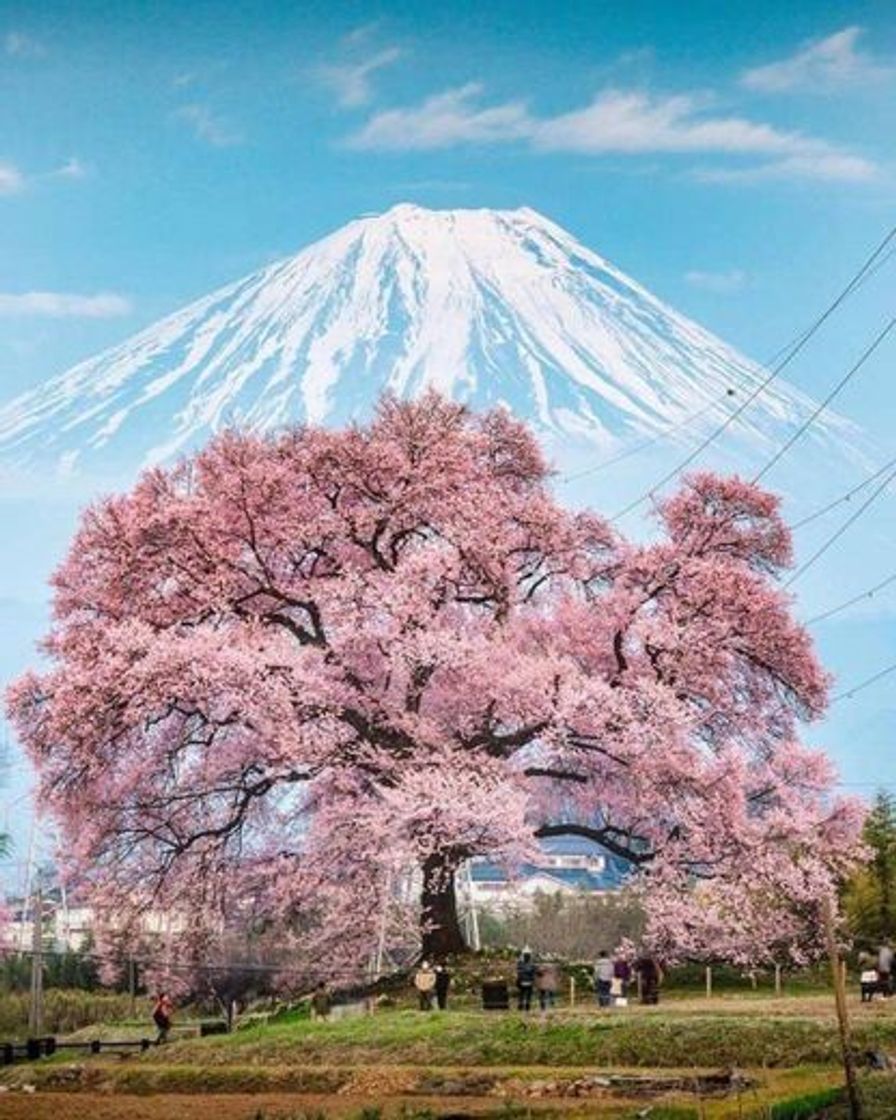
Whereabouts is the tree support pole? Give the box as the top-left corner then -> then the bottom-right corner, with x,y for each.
823,896 -> 863,1120
28,884 -> 43,1036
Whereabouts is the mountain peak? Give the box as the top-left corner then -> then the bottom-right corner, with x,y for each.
0,205 -> 836,478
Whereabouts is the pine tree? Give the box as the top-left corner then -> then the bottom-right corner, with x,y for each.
844,791 -> 896,944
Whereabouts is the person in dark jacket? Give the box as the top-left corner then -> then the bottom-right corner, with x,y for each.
634,955 -> 663,1005
434,962 -> 452,1010
613,955 -> 632,1003
311,981 -> 332,1020
516,949 -> 536,1011
152,992 -> 174,1044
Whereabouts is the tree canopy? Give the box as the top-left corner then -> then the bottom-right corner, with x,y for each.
8,393 -> 863,974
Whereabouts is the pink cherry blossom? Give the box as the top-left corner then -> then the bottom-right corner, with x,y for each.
6,394 -> 864,978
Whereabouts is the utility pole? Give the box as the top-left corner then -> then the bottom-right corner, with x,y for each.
28,882 -> 43,1036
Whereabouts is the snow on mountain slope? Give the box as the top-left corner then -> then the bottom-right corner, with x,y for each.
0,204 -> 854,478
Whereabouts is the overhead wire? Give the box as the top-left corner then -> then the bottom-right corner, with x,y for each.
784,458 -> 896,587
560,394 -> 734,484
805,571 -> 896,626
608,221 -> 896,522
752,315 -> 896,484
561,227 -> 895,491
792,454 -> 896,530
830,660 -> 896,704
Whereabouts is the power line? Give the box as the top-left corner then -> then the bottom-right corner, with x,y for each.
563,231 -> 895,493
806,571 -> 896,626
560,395 -> 734,485
831,660 -> 896,704
792,454 -> 896,531
785,459 -> 896,587
610,221 -> 896,522
752,316 -> 896,484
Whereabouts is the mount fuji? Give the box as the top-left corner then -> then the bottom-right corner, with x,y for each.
0,204 -> 857,482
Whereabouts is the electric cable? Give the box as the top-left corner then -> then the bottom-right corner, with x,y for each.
752,316 -> 896,484
805,571 -> 896,626
609,221 -> 896,522
785,459 -> 896,587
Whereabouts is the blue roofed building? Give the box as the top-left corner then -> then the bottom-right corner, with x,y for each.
462,835 -> 631,914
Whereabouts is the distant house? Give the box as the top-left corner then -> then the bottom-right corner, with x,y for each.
463,835 -> 630,912
6,888 -> 92,953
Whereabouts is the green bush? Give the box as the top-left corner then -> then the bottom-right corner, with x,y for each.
0,989 -> 136,1037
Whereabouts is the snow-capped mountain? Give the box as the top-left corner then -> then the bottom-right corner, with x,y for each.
0,204 -> 852,478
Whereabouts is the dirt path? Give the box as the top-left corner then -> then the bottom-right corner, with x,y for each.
0,1090 -> 648,1119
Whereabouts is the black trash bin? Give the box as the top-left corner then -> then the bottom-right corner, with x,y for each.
481,980 -> 510,1010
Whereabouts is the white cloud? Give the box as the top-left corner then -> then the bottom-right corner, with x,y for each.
348,83 -> 531,149
684,269 -> 747,293
0,161 -> 25,194
4,31 -> 45,58
176,104 -> 244,147
48,157 -> 88,180
694,152 -> 877,184
0,157 -> 90,194
315,45 -> 403,108
0,292 -> 132,318
741,27 -> 893,93
348,84 -> 876,182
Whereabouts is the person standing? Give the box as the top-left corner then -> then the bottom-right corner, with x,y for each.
593,951 -> 614,1008
613,954 -> 632,1005
415,961 -> 436,1010
877,942 -> 893,996
434,963 -> 452,1010
152,992 -> 174,1044
634,955 -> 663,1005
516,949 -> 536,1011
535,960 -> 559,1010
311,981 -> 332,1020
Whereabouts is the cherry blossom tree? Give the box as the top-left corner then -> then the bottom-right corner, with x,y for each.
7,393 -> 863,975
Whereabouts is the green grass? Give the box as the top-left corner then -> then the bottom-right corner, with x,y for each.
157,1007 -> 896,1070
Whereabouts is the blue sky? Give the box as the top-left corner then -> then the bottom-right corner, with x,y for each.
0,0 -> 895,863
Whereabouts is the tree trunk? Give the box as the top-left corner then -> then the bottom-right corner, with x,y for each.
420,853 -> 466,960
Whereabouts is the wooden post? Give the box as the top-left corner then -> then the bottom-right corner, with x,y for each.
28,884 -> 43,1036
569,974 -> 576,1008
823,896 -> 863,1120
705,965 -> 712,999
128,957 -> 136,1020
775,963 -> 782,997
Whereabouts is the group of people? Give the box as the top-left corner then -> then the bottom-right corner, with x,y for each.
515,950 -> 561,1010
859,941 -> 894,1002
593,950 -> 662,1007
413,960 -> 453,1009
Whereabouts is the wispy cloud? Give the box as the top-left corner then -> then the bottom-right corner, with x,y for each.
684,268 -> 747,293
0,162 -> 25,195
348,84 -> 876,182
0,157 -> 89,195
0,292 -> 132,318
176,104 -> 244,147
4,31 -> 45,58
47,157 -> 88,181
348,83 -> 529,148
314,45 -> 403,108
741,27 -> 893,93
693,152 -> 876,184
